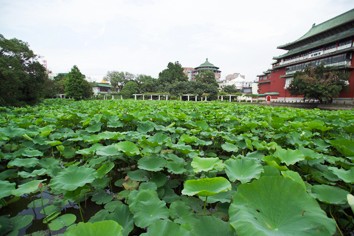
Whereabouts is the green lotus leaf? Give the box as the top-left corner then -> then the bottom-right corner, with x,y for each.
50,166 -> 96,191
311,184 -> 349,204
281,170 -> 306,189
116,141 -> 140,156
96,144 -> 120,156
45,140 -> 62,146
148,132 -> 170,145
189,216 -> 234,236
330,138 -> 354,156
27,198 -> 50,208
127,169 -> 150,181
18,169 -> 47,178
12,179 -> 45,197
138,155 -> 166,172
179,134 -> 198,143
65,220 -> 123,236
328,166 -> 354,183
274,148 -> 305,165
0,180 -> 16,199
91,190 -> 113,205
48,214 -> 76,231
191,157 -> 224,173
85,123 -> 102,133
195,120 -> 209,130
221,142 -> 239,152
0,169 -> 17,180
8,158 -> 39,168
169,200 -> 194,224
137,121 -> 156,133
8,215 -> 34,236
77,144 -> 103,156
229,176 -> 336,236
182,177 -> 231,197
22,148 -> 43,157
142,220 -> 191,236
128,189 -> 169,228
165,154 -> 186,174
107,116 -> 123,128
224,158 -> 263,183
96,162 -> 115,178
348,194 -> 354,213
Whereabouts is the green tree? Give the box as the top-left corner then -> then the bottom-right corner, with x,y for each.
288,65 -> 349,103
158,62 -> 188,88
222,85 -> 239,93
136,74 -> 158,93
104,71 -> 135,92
0,34 -> 49,106
195,70 -> 219,87
120,81 -> 139,98
65,66 -> 92,100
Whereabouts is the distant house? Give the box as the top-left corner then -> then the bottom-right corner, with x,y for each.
92,80 -> 112,95
219,73 -> 253,94
183,58 -> 221,81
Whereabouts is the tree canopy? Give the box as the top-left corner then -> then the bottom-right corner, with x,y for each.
65,66 -> 92,100
195,70 -> 219,87
104,71 -> 135,92
0,34 -> 49,106
288,65 -> 349,103
158,62 -> 188,86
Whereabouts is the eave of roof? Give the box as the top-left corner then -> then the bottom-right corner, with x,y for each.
274,28 -> 354,60
278,8 -> 354,49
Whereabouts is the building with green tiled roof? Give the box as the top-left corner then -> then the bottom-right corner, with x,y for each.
257,8 -> 354,102
191,58 -> 221,80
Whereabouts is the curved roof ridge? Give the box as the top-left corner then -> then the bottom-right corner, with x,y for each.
278,8 -> 354,49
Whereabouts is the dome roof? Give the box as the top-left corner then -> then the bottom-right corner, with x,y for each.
196,58 -> 219,69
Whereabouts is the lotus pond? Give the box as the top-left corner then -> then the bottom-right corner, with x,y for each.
0,99 -> 353,235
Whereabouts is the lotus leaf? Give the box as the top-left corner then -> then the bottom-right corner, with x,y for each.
229,176 -> 336,236
85,123 -> 102,133
116,141 -> 140,156
96,162 -> 115,178
348,194 -> 354,213
7,215 -> 34,236
66,220 -> 122,236
22,148 -> 43,157
48,214 -> 76,231
27,198 -> 49,208
50,166 -> 96,191
169,200 -> 194,224
281,170 -> 306,189
330,138 -> 354,156
127,169 -> 150,181
0,180 -> 16,199
191,157 -> 224,173
96,144 -> 120,156
189,216 -> 235,236
224,158 -> 263,183
182,177 -> 231,197
328,166 -> 354,183
142,220 -> 191,236
91,190 -> 114,205
274,148 -> 305,165
221,142 -> 239,152
165,154 -> 186,174
138,155 -> 166,172
311,184 -> 349,204
137,121 -> 155,133
8,158 -> 39,168
128,189 -> 169,228
12,179 -> 45,197
18,169 -> 47,178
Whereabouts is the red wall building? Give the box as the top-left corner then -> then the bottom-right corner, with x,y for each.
257,9 -> 354,102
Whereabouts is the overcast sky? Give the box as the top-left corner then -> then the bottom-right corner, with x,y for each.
1,0 -> 353,82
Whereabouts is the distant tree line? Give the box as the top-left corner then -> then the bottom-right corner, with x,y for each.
105,62 -> 221,99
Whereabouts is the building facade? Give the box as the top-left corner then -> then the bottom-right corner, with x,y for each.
219,73 -> 253,93
257,9 -> 354,102
183,58 -> 221,81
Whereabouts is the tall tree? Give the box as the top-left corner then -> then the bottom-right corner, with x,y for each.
195,70 -> 219,87
120,81 -> 139,98
158,62 -> 188,88
288,65 -> 349,103
136,74 -> 158,93
65,66 -> 92,100
0,34 -> 49,106
104,71 -> 135,92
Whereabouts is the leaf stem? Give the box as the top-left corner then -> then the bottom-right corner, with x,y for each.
78,202 -> 85,222
329,207 -> 343,236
